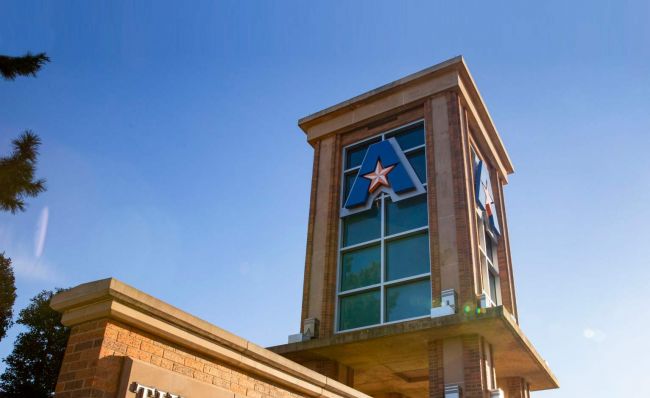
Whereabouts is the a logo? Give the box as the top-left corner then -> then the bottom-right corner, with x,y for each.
474,158 -> 501,236
343,138 -> 425,216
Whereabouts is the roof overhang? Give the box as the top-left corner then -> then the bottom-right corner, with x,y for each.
270,306 -> 558,396
297,56 -> 514,179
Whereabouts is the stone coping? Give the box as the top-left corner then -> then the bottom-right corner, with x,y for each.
296,55 -> 514,176
51,278 -> 371,398
270,306 -> 559,392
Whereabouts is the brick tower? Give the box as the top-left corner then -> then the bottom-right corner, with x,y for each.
269,57 -> 558,398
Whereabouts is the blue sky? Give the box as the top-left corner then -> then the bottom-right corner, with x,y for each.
1,1 -> 649,396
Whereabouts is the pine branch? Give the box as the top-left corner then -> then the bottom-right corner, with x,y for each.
0,253 -> 16,342
0,52 -> 50,81
0,131 -> 46,213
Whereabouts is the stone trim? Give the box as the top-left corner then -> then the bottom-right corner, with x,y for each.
51,278 -> 371,398
425,98 -> 442,308
271,306 -> 558,392
297,56 -> 513,180
427,340 -> 444,398
301,140 -> 321,331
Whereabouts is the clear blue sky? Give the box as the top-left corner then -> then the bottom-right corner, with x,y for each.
1,1 -> 649,396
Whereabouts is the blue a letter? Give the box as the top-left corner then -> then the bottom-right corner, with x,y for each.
474,159 -> 501,236
343,138 -> 424,214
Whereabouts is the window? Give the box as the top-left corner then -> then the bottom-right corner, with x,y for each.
338,122 -> 431,332
472,149 -> 500,306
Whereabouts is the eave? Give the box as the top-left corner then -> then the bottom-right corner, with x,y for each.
297,56 -> 514,179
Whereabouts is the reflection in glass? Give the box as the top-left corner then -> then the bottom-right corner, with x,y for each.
346,138 -> 379,169
385,233 -> 430,281
386,280 -> 430,322
385,194 -> 428,236
489,270 -> 498,303
390,126 -> 424,150
339,290 -> 380,330
343,171 -> 358,200
486,234 -> 495,262
340,245 -> 381,291
342,201 -> 380,246
407,149 -> 426,183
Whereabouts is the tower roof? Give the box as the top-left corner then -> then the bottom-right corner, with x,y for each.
298,56 -> 514,180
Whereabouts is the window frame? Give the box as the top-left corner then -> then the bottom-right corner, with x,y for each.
335,119 -> 431,333
472,148 -> 501,307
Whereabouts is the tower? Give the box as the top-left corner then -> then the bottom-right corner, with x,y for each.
269,57 -> 558,398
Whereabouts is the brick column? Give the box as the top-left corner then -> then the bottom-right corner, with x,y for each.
55,319 -> 123,397
499,377 -> 530,398
425,98 -> 442,307
427,340 -> 445,398
462,335 -> 488,398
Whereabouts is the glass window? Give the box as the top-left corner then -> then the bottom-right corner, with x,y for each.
474,148 -> 501,307
477,216 -> 485,248
385,194 -> 428,236
488,270 -> 498,304
345,138 -> 379,169
340,245 -> 381,291
386,280 -> 431,322
339,290 -> 380,330
389,126 -> 425,150
343,171 -> 358,200
406,149 -> 426,183
338,122 -> 431,331
346,145 -> 367,170
342,202 -> 380,247
485,234 -> 495,262
385,233 -> 430,281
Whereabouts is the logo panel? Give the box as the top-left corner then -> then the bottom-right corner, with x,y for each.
342,138 -> 425,216
474,158 -> 501,236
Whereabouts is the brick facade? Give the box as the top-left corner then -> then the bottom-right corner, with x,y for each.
500,377 -> 530,398
461,335 -> 487,398
427,340 -> 444,398
424,99 -> 442,308
298,85 -> 521,333
56,319 -> 308,398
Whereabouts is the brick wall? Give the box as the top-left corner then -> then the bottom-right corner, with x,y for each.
462,335 -> 487,398
427,340 -> 444,398
500,377 -> 530,398
424,98 -> 442,308
55,319 -> 307,398
448,91 -> 480,312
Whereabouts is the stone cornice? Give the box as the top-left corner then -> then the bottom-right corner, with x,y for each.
297,56 -> 514,179
51,278 -> 370,398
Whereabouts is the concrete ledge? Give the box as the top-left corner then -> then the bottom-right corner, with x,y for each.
51,278 -> 371,398
269,306 -> 558,393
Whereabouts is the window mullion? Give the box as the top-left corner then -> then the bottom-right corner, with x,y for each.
343,165 -> 361,174
384,225 -> 429,242
402,143 -> 426,154
380,194 -> 386,324
339,283 -> 382,296
340,237 -> 382,252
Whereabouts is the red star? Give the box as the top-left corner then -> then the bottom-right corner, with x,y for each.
363,161 -> 395,193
